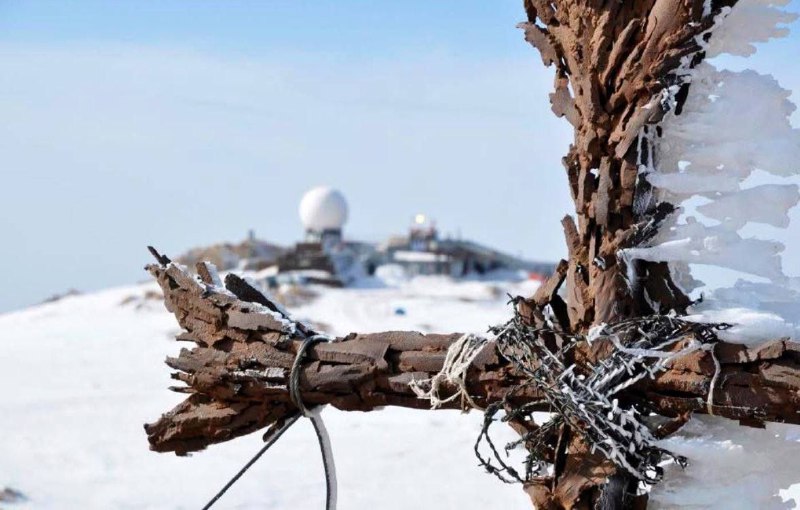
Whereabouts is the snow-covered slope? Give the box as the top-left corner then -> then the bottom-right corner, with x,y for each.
0,277 -> 536,510
2,275 -> 800,509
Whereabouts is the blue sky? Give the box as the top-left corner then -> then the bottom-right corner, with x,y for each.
0,1 -> 798,312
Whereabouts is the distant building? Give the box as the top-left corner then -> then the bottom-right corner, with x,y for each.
275,186 -> 365,285
298,186 -> 348,250
181,186 -> 556,287
373,215 -> 554,278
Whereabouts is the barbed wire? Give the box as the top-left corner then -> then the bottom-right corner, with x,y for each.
475,304 -> 731,485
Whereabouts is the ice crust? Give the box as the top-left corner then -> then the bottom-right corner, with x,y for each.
623,0 -> 800,345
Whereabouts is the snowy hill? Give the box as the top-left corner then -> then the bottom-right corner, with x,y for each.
2,274 -> 800,509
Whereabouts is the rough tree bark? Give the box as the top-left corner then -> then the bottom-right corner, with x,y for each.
517,0 -> 739,331
147,260 -> 800,508
512,0 -> 739,505
142,1 -> 800,509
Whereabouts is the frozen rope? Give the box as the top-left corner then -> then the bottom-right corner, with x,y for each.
409,333 -> 488,411
289,335 -> 338,510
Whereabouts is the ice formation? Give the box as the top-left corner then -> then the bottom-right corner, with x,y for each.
623,0 -> 800,345
651,415 -> 800,509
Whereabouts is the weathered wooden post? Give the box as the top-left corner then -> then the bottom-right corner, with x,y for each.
144,2 -> 800,508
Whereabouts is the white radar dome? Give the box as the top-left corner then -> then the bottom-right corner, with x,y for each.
299,186 -> 349,232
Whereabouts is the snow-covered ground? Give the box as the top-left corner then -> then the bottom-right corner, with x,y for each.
2,274 -> 800,509
0,275 -> 536,509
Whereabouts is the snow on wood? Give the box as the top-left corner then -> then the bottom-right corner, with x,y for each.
118,1 -> 800,508
145,261 -> 800,482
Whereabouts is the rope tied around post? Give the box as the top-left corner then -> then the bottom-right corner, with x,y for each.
409,332 -> 489,411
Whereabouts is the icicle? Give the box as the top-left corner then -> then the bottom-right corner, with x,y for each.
624,0 -> 800,345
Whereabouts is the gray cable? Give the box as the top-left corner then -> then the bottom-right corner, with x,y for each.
289,335 -> 338,510
200,413 -> 300,510
289,335 -> 327,416
201,334 -> 337,510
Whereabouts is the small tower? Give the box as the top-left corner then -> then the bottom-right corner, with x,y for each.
409,213 -> 438,251
299,186 -> 349,252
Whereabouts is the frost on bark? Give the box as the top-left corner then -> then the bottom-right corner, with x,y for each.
146,260 -> 800,509
517,0 -> 744,331
513,1 -> 738,505
143,1 -> 800,509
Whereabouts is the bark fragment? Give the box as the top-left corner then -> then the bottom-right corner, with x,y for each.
146,262 -> 800,459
